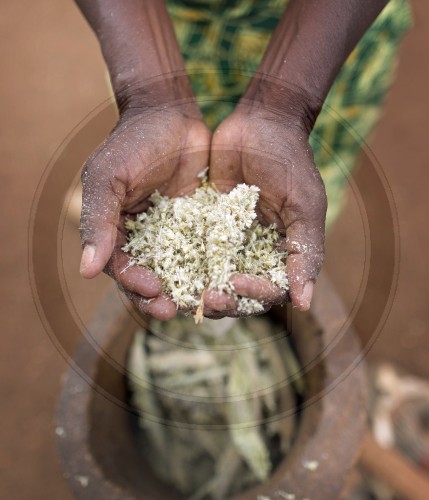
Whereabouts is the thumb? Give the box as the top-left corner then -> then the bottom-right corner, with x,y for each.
79,159 -> 126,279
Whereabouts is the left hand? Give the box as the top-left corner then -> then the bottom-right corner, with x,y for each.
204,106 -> 327,317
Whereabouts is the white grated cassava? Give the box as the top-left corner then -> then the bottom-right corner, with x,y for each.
122,176 -> 288,320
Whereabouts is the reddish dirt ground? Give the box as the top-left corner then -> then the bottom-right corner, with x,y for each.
1,1 -> 429,498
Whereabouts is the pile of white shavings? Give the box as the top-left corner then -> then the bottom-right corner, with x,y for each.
122,177 -> 288,321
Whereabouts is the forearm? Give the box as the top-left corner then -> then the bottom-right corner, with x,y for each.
243,0 -> 388,129
75,0 -> 193,113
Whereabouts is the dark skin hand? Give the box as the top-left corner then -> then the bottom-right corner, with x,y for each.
80,106 -> 210,321
76,0 -> 211,320
76,0 -> 388,319
204,105 -> 326,316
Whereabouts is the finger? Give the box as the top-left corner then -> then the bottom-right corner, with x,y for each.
202,283 -> 276,319
229,274 -> 287,305
105,222 -> 163,297
203,289 -> 237,313
106,242 -> 163,298
128,292 -> 177,321
275,151 -> 327,312
80,150 -> 126,279
282,210 -> 326,312
287,263 -> 315,311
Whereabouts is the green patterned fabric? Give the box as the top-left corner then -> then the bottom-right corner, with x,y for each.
166,0 -> 412,226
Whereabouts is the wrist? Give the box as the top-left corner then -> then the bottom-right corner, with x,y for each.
238,75 -> 321,135
115,72 -> 201,120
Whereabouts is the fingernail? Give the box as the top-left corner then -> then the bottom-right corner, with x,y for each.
301,281 -> 314,310
80,245 -> 95,276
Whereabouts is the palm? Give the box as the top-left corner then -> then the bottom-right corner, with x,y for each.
99,111 -> 209,207
209,111 -> 327,313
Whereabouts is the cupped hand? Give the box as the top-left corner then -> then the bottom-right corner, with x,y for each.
79,106 -> 210,320
206,106 -> 327,316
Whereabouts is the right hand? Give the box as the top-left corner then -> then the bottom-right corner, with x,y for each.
79,105 -> 210,320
